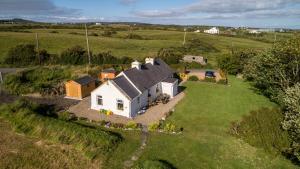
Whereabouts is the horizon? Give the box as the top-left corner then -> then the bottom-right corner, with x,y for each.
0,0 -> 300,29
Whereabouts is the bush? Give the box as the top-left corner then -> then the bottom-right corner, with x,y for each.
0,99 -> 122,159
4,44 -> 36,66
125,121 -> 138,129
202,77 -> 216,83
188,76 -> 199,81
148,123 -> 160,132
58,111 -> 72,121
101,30 -> 117,37
60,45 -> 88,65
229,108 -> 290,154
89,32 -> 98,36
3,67 -> 71,95
49,30 -> 59,33
163,122 -> 176,132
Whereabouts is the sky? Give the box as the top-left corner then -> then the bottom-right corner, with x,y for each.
0,0 -> 300,28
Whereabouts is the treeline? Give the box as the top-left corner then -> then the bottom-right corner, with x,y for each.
2,44 -> 133,66
219,37 -> 300,163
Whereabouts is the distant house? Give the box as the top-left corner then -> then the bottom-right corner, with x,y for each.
65,76 -> 96,100
204,27 -> 219,34
248,29 -> 261,34
99,68 -> 117,82
194,30 -> 201,33
91,58 -> 178,118
183,55 -> 207,65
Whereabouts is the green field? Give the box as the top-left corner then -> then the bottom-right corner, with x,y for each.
0,28 -> 272,65
136,77 -> 297,169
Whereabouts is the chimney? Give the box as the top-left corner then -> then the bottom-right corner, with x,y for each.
145,58 -> 155,65
131,61 -> 141,70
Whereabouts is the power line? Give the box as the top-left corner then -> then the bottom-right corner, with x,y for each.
85,24 -> 91,65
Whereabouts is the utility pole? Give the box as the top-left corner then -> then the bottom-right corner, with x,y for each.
85,24 -> 91,65
35,33 -> 40,64
183,28 -> 187,46
0,72 -> 3,84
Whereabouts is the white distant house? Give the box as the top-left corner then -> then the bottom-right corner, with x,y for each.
95,22 -> 102,25
194,30 -> 201,33
204,27 -> 219,34
91,58 -> 178,118
248,29 -> 261,34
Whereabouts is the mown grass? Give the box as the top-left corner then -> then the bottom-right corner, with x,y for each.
138,77 -> 298,169
0,99 -> 122,160
0,29 -> 271,66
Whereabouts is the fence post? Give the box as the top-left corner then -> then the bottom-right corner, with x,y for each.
0,72 -> 2,95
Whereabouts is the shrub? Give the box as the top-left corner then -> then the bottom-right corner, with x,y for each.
163,122 -> 176,132
58,111 -> 72,121
60,45 -> 89,65
49,30 -> 59,33
203,77 -> 216,83
89,32 -> 98,36
229,108 -> 290,154
4,44 -> 37,66
148,123 -> 159,132
101,30 -> 117,37
188,75 -> 199,81
125,121 -> 138,129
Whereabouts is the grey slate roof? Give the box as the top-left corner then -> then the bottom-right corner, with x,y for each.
74,76 -> 95,85
112,75 -> 140,100
102,68 -> 116,73
123,58 -> 174,92
163,77 -> 178,83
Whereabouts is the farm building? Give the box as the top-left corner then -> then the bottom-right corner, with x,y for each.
65,76 -> 96,100
204,27 -> 220,34
183,55 -> 207,65
99,68 -> 117,82
91,58 -> 178,118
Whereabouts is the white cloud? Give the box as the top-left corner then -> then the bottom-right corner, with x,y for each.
133,0 -> 300,19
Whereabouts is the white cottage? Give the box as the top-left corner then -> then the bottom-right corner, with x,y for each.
204,27 -> 220,34
91,58 -> 178,118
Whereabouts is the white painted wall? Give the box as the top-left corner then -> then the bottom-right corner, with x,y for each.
161,80 -> 178,98
91,81 -> 131,118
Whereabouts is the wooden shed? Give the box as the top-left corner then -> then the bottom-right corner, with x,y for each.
65,76 -> 96,100
98,68 -> 117,82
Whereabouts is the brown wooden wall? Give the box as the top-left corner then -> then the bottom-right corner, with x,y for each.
65,81 -> 96,99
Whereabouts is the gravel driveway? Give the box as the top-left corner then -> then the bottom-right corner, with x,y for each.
68,92 -> 185,125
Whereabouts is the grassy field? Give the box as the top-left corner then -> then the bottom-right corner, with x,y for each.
137,77 -> 298,169
0,118 -> 100,169
0,28 -> 272,65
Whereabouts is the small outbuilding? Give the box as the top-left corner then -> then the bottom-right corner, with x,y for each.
183,55 -> 207,65
65,76 -> 96,100
99,68 -> 117,82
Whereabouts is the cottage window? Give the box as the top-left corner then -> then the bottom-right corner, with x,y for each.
137,97 -> 140,104
156,85 -> 159,93
97,95 -> 103,105
117,99 -> 124,110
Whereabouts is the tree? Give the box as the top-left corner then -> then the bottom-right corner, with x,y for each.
157,48 -> 182,64
60,45 -> 88,65
218,49 -> 258,75
244,38 -> 300,100
281,83 -> 300,162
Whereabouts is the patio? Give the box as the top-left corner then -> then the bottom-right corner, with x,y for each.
67,92 -> 185,125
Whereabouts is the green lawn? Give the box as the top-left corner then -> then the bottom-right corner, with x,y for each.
0,29 -> 271,66
138,77 -> 298,169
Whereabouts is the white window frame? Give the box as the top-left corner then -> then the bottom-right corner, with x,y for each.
97,95 -> 103,105
116,99 -> 124,110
